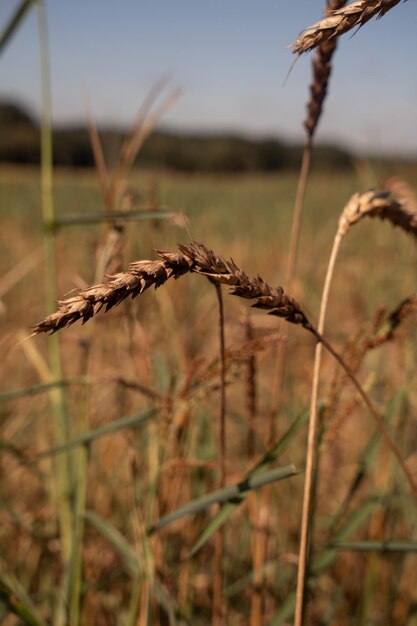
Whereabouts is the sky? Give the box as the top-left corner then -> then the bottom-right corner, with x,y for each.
0,0 -> 416,156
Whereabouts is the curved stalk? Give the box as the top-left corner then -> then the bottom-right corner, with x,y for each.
293,231 -> 343,625
294,321 -> 417,626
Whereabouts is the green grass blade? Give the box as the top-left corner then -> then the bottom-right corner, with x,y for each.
0,0 -> 35,56
188,409 -> 308,556
0,572 -> 47,626
153,582 -> 178,626
86,511 -> 179,624
36,3 -> 73,623
224,560 -> 276,599
313,497 -> 380,575
330,540 -> 417,553
125,574 -> 142,626
0,378 -> 87,403
148,464 -> 298,534
88,510 -> 178,623
189,503 -> 237,557
252,409 -> 309,476
330,389 -> 406,533
85,510 -> 140,576
269,497 -> 379,626
34,408 -> 158,459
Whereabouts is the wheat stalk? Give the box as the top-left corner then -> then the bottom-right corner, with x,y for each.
292,0 -> 404,55
212,281 -> 227,626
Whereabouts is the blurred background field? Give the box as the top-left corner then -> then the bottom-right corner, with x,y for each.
2,161 -> 417,318
2,161 -> 417,625
2,1 -> 417,625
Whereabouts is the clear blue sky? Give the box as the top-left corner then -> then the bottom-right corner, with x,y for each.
1,0 -> 416,156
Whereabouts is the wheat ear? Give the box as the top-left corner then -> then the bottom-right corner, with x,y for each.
292,0 -> 404,55
382,176 -> 417,219
32,242 -> 310,336
305,0 -> 348,137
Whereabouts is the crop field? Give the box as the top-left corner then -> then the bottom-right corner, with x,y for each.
1,159 -> 417,626
2,1 -> 417,625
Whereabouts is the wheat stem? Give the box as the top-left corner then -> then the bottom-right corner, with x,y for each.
293,230 -> 342,626
213,282 -> 226,626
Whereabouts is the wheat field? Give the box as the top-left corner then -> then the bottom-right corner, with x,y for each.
1,1 -> 417,625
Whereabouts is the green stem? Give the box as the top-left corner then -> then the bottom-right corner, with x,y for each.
36,2 -> 73,624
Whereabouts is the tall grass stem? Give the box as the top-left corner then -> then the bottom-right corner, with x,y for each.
294,232 -> 343,626
36,3 -> 73,623
213,282 -> 226,625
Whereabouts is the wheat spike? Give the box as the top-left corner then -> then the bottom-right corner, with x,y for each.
32,242 -> 310,335
292,0 -> 404,56
305,0 -> 348,137
337,190 -> 417,237
383,176 -> 417,216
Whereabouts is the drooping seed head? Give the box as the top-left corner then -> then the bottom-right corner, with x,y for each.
292,0 -> 404,56
32,242 -> 312,335
337,190 -> 417,238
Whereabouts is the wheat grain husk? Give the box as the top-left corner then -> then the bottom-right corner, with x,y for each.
305,0 -> 348,137
292,0 -> 403,55
338,190 -> 417,237
33,242 -> 310,335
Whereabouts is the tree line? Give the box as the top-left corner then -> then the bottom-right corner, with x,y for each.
0,100 -> 353,172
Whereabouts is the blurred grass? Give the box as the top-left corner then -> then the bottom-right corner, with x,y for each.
1,164 -> 417,625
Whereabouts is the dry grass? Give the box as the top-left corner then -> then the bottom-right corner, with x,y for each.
3,0 -> 417,624
2,167 -> 417,626
31,237 -> 417,502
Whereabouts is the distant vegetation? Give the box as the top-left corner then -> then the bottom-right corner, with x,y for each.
0,100 -> 353,172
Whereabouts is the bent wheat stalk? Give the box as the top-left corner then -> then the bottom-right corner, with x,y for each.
32,241 -> 417,626
32,241 -> 417,495
292,0 -> 404,55
295,189 -> 417,626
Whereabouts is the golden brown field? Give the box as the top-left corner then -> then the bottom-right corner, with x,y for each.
2,159 -> 417,625
2,1 -> 417,625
